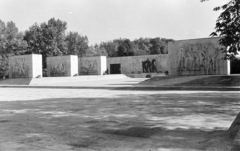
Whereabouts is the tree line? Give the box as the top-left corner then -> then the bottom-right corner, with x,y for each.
0,18 -> 173,77
1,1 -> 240,77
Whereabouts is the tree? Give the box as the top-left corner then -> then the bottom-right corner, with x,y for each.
0,20 -> 27,55
133,37 -> 173,55
133,38 -> 151,56
149,38 -> 166,54
117,39 -> 134,56
65,32 -> 89,57
201,0 -> 240,59
99,37 -> 173,57
99,41 -> 118,57
0,20 -> 27,78
46,18 -> 68,55
85,44 -> 108,57
160,38 -> 174,54
24,23 -> 43,54
24,18 -> 67,68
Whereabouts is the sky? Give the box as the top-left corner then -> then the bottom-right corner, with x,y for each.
0,0 -> 228,45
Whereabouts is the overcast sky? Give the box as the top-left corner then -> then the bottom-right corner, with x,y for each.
0,0 -> 227,45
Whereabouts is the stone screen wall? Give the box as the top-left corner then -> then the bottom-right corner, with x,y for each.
107,54 -> 169,74
7,38 -> 232,79
79,56 -> 106,75
168,37 -> 230,76
9,54 -> 42,78
47,55 -> 78,77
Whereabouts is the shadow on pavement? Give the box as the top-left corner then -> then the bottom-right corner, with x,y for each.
0,92 -> 239,150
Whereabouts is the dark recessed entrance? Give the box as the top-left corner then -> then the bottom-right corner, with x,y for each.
230,58 -> 240,74
110,64 -> 121,74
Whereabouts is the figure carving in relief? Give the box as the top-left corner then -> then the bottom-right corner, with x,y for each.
80,60 -> 98,75
151,59 -> 158,72
11,58 -> 29,78
142,61 -> 146,73
178,48 -> 187,70
186,47 -> 194,69
200,48 -> 208,72
142,58 -> 158,73
142,59 -> 150,73
178,43 -> 219,75
208,47 -> 219,74
193,51 -> 200,70
193,44 -> 202,70
50,62 -> 67,76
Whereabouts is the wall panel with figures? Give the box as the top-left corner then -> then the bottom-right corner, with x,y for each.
9,54 -> 42,78
79,56 -> 106,75
107,54 -> 169,74
47,55 -> 78,77
168,37 -> 230,76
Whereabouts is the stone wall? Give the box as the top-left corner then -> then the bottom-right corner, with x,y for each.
47,55 -> 78,77
7,38 -> 232,79
168,37 -> 230,76
107,54 -> 169,74
9,54 -> 42,78
79,56 -> 107,75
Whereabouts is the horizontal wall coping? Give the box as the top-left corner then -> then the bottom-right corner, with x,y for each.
9,54 -> 42,58
107,54 -> 168,60
172,37 -> 220,43
80,56 -> 106,59
47,55 -> 77,58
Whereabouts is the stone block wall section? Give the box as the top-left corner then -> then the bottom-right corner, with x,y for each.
9,54 -> 42,78
107,54 -> 168,74
7,37 -> 232,79
167,37 -> 230,76
79,56 -> 107,75
47,55 -> 78,77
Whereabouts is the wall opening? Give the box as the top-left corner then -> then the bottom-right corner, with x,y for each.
110,64 -> 121,74
230,58 -> 240,74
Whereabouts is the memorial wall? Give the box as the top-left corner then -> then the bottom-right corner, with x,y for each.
79,56 -> 106,75
107,54 -> 169,74
9,54 -> 42,78
47,55 -> 78,77
168,37 -> 230,76
7,38 -> 232,79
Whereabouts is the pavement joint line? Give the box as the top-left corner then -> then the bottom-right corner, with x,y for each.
0,85 -> 240,91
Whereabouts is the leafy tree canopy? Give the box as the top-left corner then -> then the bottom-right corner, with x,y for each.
24,18 -> 67,56
0,20 -> 27,56
117,39 -> 134,57
65,31 -> 89,57
0,20 -> 27,77
99,37 -> 174,57
201,0 -> 240,59
24,18 -> 69,68
85,44 -> 108,57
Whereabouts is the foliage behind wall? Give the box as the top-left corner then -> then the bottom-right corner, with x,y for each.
0,17 -> 174,78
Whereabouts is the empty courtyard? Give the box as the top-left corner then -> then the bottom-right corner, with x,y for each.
0,77 -> 240,151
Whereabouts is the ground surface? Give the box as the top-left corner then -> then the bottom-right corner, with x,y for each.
174,75 -> 240,86
0,76 -> 240,151
140,75 -> 240,87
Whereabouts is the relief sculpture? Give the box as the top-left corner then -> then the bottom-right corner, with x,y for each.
177,43 -> 220,75
141,58 -> 158,73
11,58 -> 29,78
50,62 -> 67,76
80,60 -> 98,75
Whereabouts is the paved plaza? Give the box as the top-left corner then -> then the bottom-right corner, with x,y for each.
0,77 -> 240,151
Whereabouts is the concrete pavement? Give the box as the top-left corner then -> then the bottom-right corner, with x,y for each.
0,75 -> 240,91
0,75 -> 240,150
